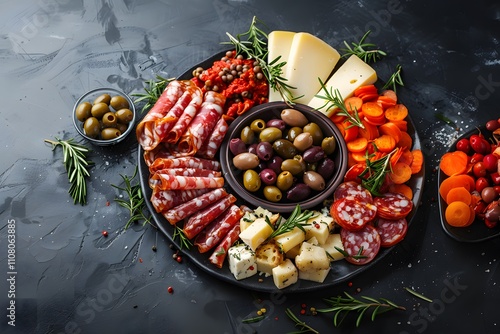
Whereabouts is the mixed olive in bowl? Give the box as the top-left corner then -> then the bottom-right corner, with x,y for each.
72,87 -> 136,146
220,102 -> 348,213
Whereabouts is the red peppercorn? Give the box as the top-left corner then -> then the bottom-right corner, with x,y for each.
176,256 -> 182,263
301,303 -> 306,308
167,286 -> 174,294
348,281 -> 353,287
300,309 -> 306,315
102,230 -> 108,237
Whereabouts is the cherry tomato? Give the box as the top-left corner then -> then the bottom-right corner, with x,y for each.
484,219 -> 497,228
494,185 -> 500,194
473,162 -> 487,178
491,173 -> 500,185
476,176 -> 490,193
482,154 -> 498,172
486,119 -> 500,132
470,153 -> 484,164
470,134 -> 490,154
455,138 -> 471,154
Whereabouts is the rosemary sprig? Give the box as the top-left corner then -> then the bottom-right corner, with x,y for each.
111,167 -> 151,229
173,225 -> 192,250
315,80 -> 365,129
268,205 -> 315,239
341,30 -> 387,63
241,314 -> 266,324
405,287 -> 433,303
334,246 -> 368,260
318,292 -> 406,327
285,308 -> 319,334
358,148 -> 398,196
132,75 -> 175,113
382,64 -> 404,93
435,112 -> 458,130
44,137 -> 92,205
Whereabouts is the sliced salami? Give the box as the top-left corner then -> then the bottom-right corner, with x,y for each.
340,225 -> 381,265
149,174 -> 224,191
334,181 -> 373,203
374,192 -> 413,220
148,169 -> 222,189
183,194 -> 237,239
150,188 -> 209,213
208,223 -> 240,268
196,116 -> 229,159
162,188 -> 229,225
165,87 -> 203,144
194,204 -> 243,253
149,156 -> 221,174
330,197 -> 377,231
143,145 -> 174,167
375,217 -> 408,247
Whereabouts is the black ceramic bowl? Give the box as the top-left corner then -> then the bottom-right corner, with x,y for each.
220,101 -> 348,213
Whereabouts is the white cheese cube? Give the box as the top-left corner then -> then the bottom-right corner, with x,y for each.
322,234 -> 345,261
228,244 -> 257,280
295,242 -> 330,271
274,226 -> 305,253
239,217 -> 273,251
299,267 -> 330,283
303,213 -> 332,245
272,258 -> 298,289
268,30 -> 296,102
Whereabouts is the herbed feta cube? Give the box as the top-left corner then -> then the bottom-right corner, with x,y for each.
228,244 -> 257,280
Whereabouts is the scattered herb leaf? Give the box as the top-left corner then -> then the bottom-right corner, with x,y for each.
269,205 -> 315,239
341,30 -> 387,63
358,148 -> 398,196
382,64 -> 404,93
285,308 -> 319,334
173,225 -> 192,250
405,287 -> 433,303
132,75 -> 176,113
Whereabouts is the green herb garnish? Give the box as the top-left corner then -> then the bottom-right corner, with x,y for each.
242,314 -> 266,324
382,64 -> 404,93
44,137 -> 92,205
268,205 -> 314,239
173,225 -> 192,250
358,148 -> 398,196
285,308 -> 319,334
341,30 -> 387,63
405,287 -> 433,303
132,75 -> 176,113
435,112 -> 458,130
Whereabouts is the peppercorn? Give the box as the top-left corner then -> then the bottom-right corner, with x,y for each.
102,230 -> 108,237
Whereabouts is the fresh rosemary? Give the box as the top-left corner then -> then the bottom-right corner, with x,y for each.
268,205 -> 315,239
285,308 -> 319,334
358,148 -> 398,196
315,80 -> 365,129
132,75 -> 175,113
44,137 -> 92,205
334,246 -> 368,260
341,30 -> 387,63
173,225 -> 193,250
405,287 -> 433,303
241,314 -> 266,324
111,167 -> 151,229
382,64 -> 404,93
317,292 -> 406,327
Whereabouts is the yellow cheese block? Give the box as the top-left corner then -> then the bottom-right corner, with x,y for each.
238,217 -> 273,251
285,32 -> 340,104
267,30 -> 296,102
274,226 -> 305,253
308,54 -> 377,117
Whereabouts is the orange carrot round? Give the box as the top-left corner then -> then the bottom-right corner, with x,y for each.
344,96 -> 363,113
410,149 -> 424,174
388,183 -> 413,200
445,201 -> 472,227
347,137 -> 368,153
381,89 -> 398,102
385,104 -> 408,121
397,131 -> 413,149
379,122 -> 402,144
389,162 -> 412,184
373,134 -> 397,153
439,174 -> 476,200
446,186 -> 472,205
439,151 -> 468,176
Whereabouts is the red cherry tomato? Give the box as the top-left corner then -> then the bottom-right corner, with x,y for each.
470,134 -> 491,155
476,177 -> 490,193
484,219 -> 497,228
494,185 -> 500,194
483,154 -> 498,172
456,138 -> 471,154
470,153 -> 484,164
473,162 -> 487,178
486,119 -> 500,132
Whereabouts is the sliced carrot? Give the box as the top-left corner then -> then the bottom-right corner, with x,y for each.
354,85 -> 378,98
445,201 -> 472,227
439,151 -> 467,177
385,104 -> 409,121
377,95 -> 398,109
379,122 -> 402,144
390,120 -> 408,132
358,120 -> 379,140
466,206 -> 476,227
342,120 -> 359,142
410,149 -> 424,174
389,147 -> 404,167
388,183 -> 413,200
446,186 -> 472,205
330,112 -> 346,124
344,162 -> 366,182
397,131 -> 413,149
389,162 -> 412,184
398,149 -> 414,166
347,137 -> 368,153
344,96 -> 363,113
334,122 -> 345,138
439,174 -> 475,200
351,151 -> 368,163
381,89 -> 398,102
364,114 -> 386,126
373,134 -> 397,153
362,102 -> 384,121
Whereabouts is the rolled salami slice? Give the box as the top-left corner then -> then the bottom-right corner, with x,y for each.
330,197 -> 377,231
333,181 -> 373,203
143,145 -> 174,167
340,225 -> 381,265
163,188 -> 228,225
194,204 -> 243,253
165,87 -> 203,144
149,156 -> 221,174
375,217 -> 408,247
177,91 -> 226,156
149,174 -> 224,191
208,223 -> 240,268
148,168 -> 221,189
150,188 -> 209,213
374,193 -> 413,220
183,194 -> 237,239
196,116 -> 229,159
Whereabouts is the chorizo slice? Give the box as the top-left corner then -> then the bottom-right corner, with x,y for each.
196,116 -> 229,159
149,156 -> 221,174
333,181 -> 373,203
374,192 -> 413,220
150,188 -> 209,213
375,217 -> 408,247
149,174 -> 224,191
330,197 -> 377,231
340,225 -> 381,265
165,87 -> 203,144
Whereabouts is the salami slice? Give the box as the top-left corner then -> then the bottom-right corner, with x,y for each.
340,225 -> 381,265
149,174 -> 224,191
194,205 -> 243,253
165,88 -> 203,144
150,188 -> 209,213
177,91 -> 226,156
162,188 -> 228,225
374,192 -> 413,220
208,223 -> 241,268
334,181 -> 373,203
196,116 -> 229,159
330,197 -> 377,231
375,217 -> 408,247
183,194 -> 237,239
149,168 -> 222,189
149,157 -> 221,174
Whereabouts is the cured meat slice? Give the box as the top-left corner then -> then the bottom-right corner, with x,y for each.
177,91 -> 226,156
143,146 -> 174,167
208,223 -> 240,268
149,174 -> 224,191
149,156 -> 221,174
162,188 -> 229,225
374,192 -> 413,220
148,168 -> 222,189
194,205 -> 243,253
183,194 -> 237,239
340,225 -> 381,265
196,116 -> 229,159
330,197 -> 377,231
375,217 -> 408,247
165,87 -> 203,144
150,188 -> 209,213
333,181 -> 373,203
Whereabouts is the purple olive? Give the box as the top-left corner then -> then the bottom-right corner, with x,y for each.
267,156 -> 284,175
286,183 -> 312,201
259,168 -> 277,185
266,118 -> 286,132
247,143 -> 258,155
303,146 -> 326,163
256,142 -> 274,161
316,158 -> 335,180
229,138 -> 247,156
485,204 -> 500,221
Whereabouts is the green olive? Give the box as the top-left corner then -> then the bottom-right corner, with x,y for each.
243,169 -> 261,192
286,127 -> 303,142
272,139 -> 297,159
240,126 -> 255,145
259,127 -> 282,143
91,102 -> 110,119
94,93 -> 111,105
263,186 -> 283,202
110,95 -> 129,110
303,122 -> 324,146
101,112 -> 117,128
101,127 -> 122,140
281,158 -> 305,176
321,136 -> 337,155
115,108 -> 134,124
75,102 -> 92,122
116,123 -> 128,133
293,155 -> 306,172
83,117 -> 100,138
250,119 -> 266,133
276,171 -> 294,191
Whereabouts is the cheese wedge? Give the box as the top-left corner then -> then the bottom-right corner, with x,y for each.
308,54 -> 377,117
267,31 -> 296,102
285,33 -> 340,104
